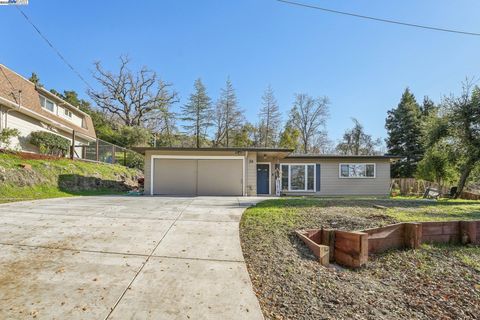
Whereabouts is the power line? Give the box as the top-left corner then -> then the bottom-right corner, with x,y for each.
15,7 -> 95,90
0,65 -> 19,103
276,0 -> 480,37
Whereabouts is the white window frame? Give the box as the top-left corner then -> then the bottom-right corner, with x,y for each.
39,95 -> 56,114
257,162 -> 271,195
338,163 -> 376,179
150,155 -> 246,196
280,163 -> 316,192
63,108 -> 73,118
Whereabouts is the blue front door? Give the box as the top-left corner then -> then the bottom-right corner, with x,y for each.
257,164 -> 269,195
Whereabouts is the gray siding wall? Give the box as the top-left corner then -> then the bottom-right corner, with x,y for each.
281,158 -> 391,196
319,160 -> 390,196
246,152 -> 257,196
144,151 -> 152,195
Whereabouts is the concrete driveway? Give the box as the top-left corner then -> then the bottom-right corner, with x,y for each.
0,196 -> 266,320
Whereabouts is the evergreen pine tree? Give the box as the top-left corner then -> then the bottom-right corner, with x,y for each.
279,122 -> 301,152
29,72 -> 42,87
181,79 -> 213,148
385,88 -> 424,177
258,86 -> 281,147
420,96 -> 437,117
214,78 -> 244,147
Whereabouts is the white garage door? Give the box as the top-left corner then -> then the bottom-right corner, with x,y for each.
153,158 -> 243,196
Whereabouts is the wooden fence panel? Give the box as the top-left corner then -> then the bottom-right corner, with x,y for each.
391,178 -> 450,196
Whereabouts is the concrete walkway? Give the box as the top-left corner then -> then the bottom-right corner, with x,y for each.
0,196 -> 266,320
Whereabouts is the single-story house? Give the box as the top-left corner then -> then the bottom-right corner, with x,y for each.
134,147 -> 400,197
0,64 -> 96,157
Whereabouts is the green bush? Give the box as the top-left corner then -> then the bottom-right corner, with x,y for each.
0,128 -> 20,150
29,131 -> 70,156
125,152 -> 144,170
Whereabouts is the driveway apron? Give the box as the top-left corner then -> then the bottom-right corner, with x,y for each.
0,196 -> 265,320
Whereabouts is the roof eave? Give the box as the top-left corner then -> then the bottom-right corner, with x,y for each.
132,147 -> 295,155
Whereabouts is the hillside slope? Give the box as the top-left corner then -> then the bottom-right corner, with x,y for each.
0,152 -> 143,202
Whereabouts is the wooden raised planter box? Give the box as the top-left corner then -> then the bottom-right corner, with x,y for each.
297,220 -> 479,268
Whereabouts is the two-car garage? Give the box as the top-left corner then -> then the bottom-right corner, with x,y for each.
151,157 -> 244,196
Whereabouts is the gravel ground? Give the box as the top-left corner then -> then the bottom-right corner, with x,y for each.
240,198 -> 480,320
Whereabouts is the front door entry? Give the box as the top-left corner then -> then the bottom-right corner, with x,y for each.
257,164 -> 270,195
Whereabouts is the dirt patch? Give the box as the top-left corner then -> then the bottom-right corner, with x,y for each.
240,199 -> 480,320
0,239 -> 76,318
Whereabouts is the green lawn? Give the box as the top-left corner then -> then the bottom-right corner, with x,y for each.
243,197 -> 480,229
240,197 -> 480,319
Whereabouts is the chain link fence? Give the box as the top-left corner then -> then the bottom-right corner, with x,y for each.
77,138 -> 143,169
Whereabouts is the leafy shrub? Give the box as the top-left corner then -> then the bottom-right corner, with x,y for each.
29,131 -> 70,156
0,128 -> 20,150
125,152 -> 144,170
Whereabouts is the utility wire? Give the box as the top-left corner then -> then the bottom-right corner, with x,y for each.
15,7 -> 95,90
276,0 -> 480,37
0,65 -> 19,103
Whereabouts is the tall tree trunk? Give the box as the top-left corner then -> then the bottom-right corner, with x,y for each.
196,101 -> 200,148
225,127 -> 229,147
454,158 -> 475,198
265,108 -> 270,148
225,101 -> 230,147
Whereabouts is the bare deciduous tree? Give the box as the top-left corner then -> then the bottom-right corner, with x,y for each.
145,105 -> 178,147
88,56 -> 178,128
289,93 -> 330,153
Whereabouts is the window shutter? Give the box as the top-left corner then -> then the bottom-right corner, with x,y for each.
316,164 -> 320,191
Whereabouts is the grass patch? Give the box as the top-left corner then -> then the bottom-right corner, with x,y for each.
453,246 -> 480,271
0,153 -> 141,202
241,197 -> 480,319
386,202 -> 480,222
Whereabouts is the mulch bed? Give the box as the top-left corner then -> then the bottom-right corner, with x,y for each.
240,199 -> 480,320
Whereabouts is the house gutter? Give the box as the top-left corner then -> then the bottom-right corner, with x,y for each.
0,95 -> 95,142
36,86 -> 92,118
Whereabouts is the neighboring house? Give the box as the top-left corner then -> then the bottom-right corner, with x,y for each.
134,147 -> 400,197
0,64 -> 96,157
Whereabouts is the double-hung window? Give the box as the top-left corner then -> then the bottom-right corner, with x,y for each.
339,163 -> 375,178
39,95 -> 56,113
281,164 -> 315,192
